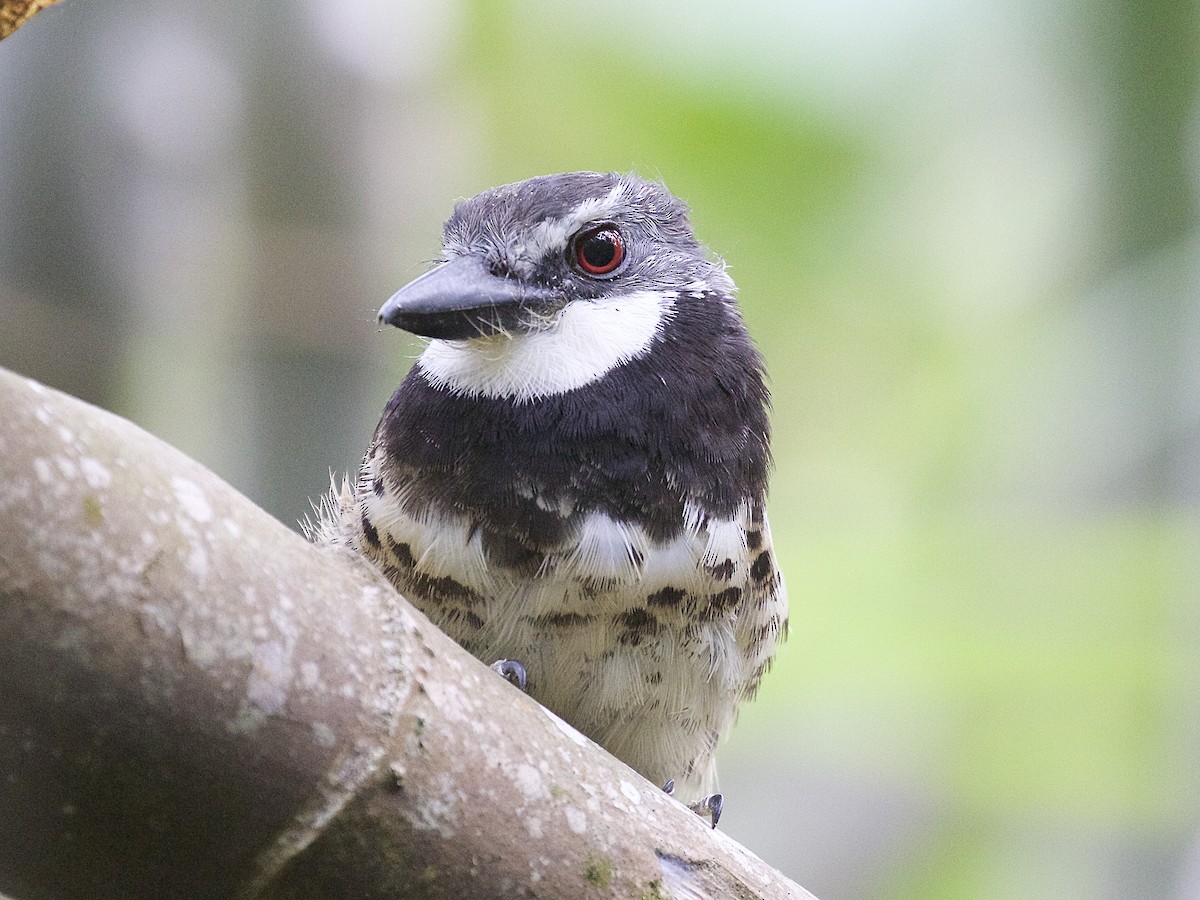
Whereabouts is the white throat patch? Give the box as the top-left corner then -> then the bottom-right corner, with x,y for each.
417,289 -> 673,402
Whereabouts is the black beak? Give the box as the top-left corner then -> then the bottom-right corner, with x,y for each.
378,255 -> 558,340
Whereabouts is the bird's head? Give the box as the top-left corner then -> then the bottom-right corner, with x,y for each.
379,172 -> 731,342
376,174 -> 740,403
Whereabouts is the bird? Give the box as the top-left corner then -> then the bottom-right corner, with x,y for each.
318,172 -> 787,826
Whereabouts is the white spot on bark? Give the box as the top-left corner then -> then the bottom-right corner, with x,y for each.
515,762 -> 545,800
246,640 -> 292,715
300,661 -> 320,688
80,457 -> 112,489
411,773 -> 461,838
619,780 -> 641,805
171,476 -> 213,522
138,602 -> 176,636
179,622 -> 219,668
227,704 -> 268,734
35,551 -> 67,579
33,458 -> 53,484
186,544 -> 209,579
311,721 -> 336,748
564,805 -> 588,834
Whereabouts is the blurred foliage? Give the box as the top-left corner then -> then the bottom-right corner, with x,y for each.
451,3 -> 1200,897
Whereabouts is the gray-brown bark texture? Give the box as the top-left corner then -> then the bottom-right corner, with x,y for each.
0,367 -> 814,900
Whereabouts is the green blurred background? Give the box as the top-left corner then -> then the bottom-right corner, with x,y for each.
2,1 -> 1198,896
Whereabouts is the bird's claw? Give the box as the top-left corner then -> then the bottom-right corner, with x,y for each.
490,658 -> 527,692
688,793 -> 724,829
661,780 -> 722,828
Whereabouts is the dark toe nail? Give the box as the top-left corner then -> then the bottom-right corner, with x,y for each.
490,658 -> 527,692
708,793 -> 724,829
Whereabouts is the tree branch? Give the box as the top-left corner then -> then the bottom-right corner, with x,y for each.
0,0 -> 60,40
0,366 -> 815,900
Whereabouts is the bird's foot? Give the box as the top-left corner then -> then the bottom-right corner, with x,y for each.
690,793 -> 724,829
490,658 -> 527,692
661,780 -> 723,829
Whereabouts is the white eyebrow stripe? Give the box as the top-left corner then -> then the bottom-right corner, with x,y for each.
520,182 -> 628,262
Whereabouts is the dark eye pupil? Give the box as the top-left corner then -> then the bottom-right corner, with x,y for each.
575,227 -> 625,275
582,235 -> 616,268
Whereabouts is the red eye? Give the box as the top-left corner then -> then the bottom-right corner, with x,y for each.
574,227 -> 625,276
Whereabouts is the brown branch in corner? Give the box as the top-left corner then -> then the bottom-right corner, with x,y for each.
0,0 -> 62,40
